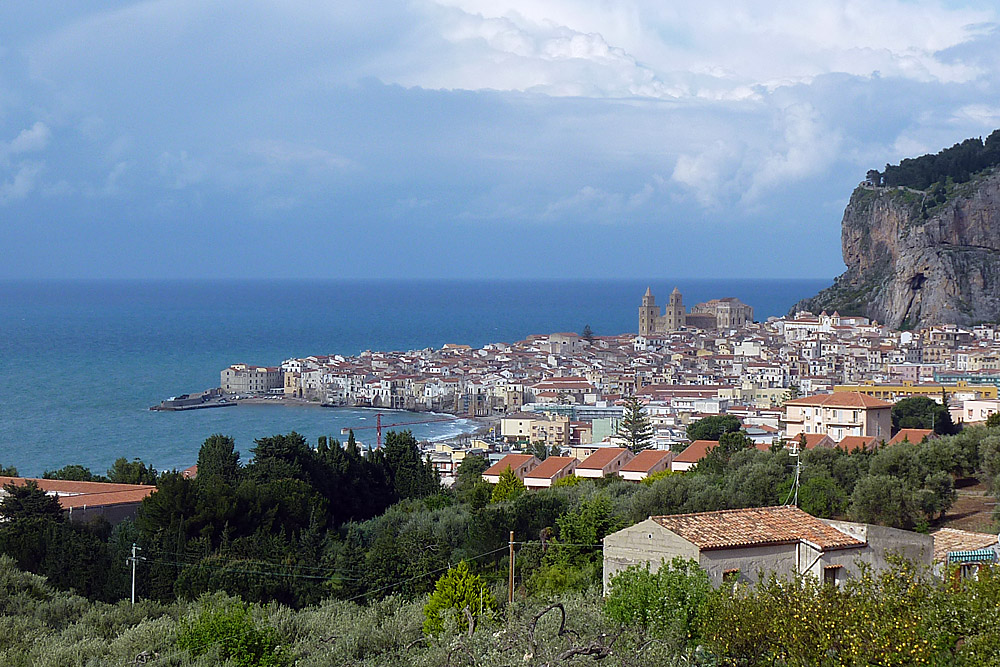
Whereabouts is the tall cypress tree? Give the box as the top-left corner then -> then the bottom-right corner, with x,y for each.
615,396 -> 654,453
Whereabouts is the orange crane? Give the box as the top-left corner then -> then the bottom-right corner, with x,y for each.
341,412 -> 462,448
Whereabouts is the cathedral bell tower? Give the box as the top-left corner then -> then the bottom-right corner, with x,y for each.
639,287 -> 659,337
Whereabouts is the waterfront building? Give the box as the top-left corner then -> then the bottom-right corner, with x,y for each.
221,363 -> 283,395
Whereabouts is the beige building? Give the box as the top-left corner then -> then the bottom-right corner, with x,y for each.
221,363 -> 283,395
500,411 -> 570,448
602,505 -> 932,591
782,392 -> 892,443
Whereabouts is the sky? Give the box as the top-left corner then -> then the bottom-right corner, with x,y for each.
1,1 -> 999,280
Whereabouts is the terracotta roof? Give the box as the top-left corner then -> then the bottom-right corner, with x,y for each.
784,392 -> 892,409
932,528 -> 998,563
793,433 -> 834,450
651,506 -> 866,551
578,448 -> 630,471
0,477 -> 155,510
524,456 -> 577,479
620,450 -> 671,472
0,477 -> 153,495
887,429 -> 935,446
483,454 -> 536,476
673,440 -> 718,463
59,488 -> 154,508
836,435 -> 877,453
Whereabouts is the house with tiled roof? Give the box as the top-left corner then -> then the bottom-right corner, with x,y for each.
835,435 -> 878,453
782,392 -> 892,443
523,456 -> 578,489
931,528 -> 998,566
887,428 -> 936,446
602,505 -> 932,591
0,476 -> 156,525
482,454 -> 540,483
618,450 -> 673,482
671,440 -> 718,472
576,447 -> 633,478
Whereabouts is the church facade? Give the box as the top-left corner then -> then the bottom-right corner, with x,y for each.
639,287 -> 753,335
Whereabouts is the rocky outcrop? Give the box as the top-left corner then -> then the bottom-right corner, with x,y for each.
793,169 -> 1000,328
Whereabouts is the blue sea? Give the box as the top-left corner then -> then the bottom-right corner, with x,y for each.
0,279 -> 828,477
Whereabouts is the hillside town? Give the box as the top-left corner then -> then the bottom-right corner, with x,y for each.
215,287 -> 1000,483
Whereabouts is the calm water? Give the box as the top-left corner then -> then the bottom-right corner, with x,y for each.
0,279 -> 828,476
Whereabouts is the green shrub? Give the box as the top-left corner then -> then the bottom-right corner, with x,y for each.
604,558 -> 711,646
177,597 -> 287,666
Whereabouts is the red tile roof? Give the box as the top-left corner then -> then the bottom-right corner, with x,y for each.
784,392 -> 892,409
931,528 -> 998,563
836,435 -> 877,452
524,456 -> 577,479
673,440 -> 718,463
887,429 -> 935,446
483,454 -> 536,476
0,477 -> 155,510
578,448 -> 630,471
651,505 -> 865,551
620,450 -> 672,472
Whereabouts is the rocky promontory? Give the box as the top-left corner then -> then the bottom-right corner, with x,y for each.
793,168 -> 1000,328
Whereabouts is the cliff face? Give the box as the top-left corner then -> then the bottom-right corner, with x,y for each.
794,170 -> 1000,328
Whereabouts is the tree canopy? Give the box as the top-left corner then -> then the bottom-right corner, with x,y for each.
871,129 -> 1000,190
685,415 -> 742,441
892,396 -> 956,435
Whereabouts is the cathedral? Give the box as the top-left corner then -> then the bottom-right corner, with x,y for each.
639,287 -> 753,335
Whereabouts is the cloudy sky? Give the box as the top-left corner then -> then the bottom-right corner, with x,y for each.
2,1 -> 999,280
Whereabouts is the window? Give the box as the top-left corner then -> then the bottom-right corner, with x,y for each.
824,565 -> 843,586
722,569 -> 740,584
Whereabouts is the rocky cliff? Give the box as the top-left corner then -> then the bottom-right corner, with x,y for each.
793,169 -> 1000,328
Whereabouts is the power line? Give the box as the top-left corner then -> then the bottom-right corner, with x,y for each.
124,543 -> 512,666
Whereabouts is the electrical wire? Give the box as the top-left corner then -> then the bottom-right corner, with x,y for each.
121,543 -> 513,666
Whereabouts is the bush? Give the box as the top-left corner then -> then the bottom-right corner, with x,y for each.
604,558 -> 711,646
177,596 -> 287,666
422,560 -> 496,636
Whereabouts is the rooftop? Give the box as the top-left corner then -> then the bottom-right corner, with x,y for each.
650,505 -> 866,551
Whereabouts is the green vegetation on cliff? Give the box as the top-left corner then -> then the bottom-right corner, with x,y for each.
871,129 -> 1000,191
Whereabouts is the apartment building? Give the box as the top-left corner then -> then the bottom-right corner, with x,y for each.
782,392 -> 892,443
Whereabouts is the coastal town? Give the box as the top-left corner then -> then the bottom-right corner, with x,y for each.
200,287 -> 1000,484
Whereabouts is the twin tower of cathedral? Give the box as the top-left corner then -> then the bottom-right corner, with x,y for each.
639,287 -> 753,335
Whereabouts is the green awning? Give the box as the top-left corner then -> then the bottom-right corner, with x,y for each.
948,549 -> 998,564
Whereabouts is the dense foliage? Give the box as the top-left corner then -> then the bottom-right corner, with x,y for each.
5,423 -> 1000,664
871,129 -> 1000,190
685,414 -> 742,441
892,396 -> 958,435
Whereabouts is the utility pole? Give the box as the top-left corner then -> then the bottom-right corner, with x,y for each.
508,531 -> 515,606
128,543 -> 141,605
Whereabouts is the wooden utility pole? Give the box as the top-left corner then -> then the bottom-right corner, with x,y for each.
508,531 -> 515,605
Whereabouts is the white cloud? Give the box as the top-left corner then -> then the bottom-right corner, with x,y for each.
0,162 -> 43,204
541,177 -> 665,220
745,102 -> 842,202
244,139 -> 354,171
158,150 -> 207,189
426,0 -> 993,95
7,122 -> 51,155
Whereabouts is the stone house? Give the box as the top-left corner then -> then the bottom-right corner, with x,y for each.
602,505 -> 932,592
